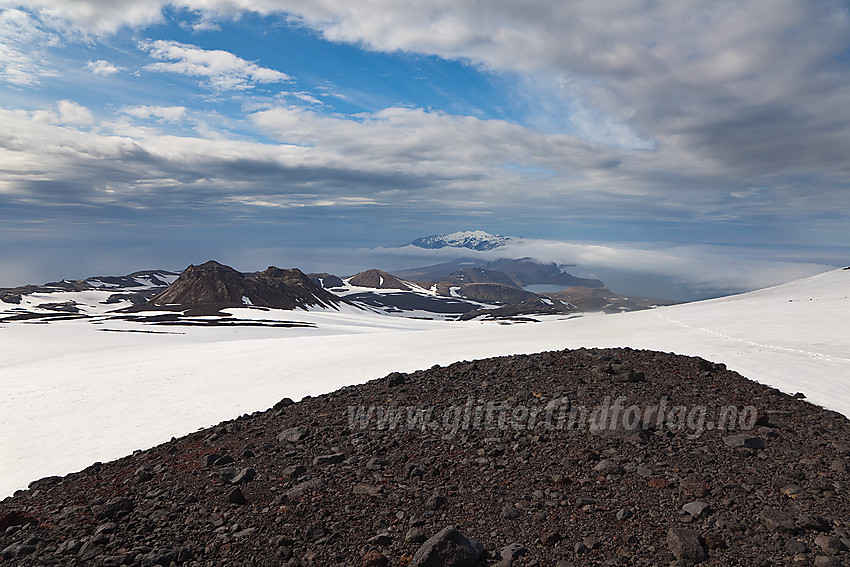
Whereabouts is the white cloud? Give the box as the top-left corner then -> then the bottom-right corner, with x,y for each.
29,100 -> 94,125
12,1 -> 850,180
123,105 -> 187,122
57,100 -> 93,124
140,39 -> 289,90
85,59 -> 122,75
0,0 -> 165,36
0,8 -> 59,85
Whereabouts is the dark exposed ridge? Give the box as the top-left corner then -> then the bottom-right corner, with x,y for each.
3,348 -> 849,565
149,260 -> 348,311
347,269 -> 412,290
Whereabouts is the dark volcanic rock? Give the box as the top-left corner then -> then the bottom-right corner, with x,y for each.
149,260 -> 347,310
409,525 -> 484,567
348,268 -> 411,290
2,348 -> 850,566
667,527 -> 707,562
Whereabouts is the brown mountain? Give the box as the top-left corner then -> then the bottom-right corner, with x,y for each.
347,269 -> 412,290
149,261 -> 346,311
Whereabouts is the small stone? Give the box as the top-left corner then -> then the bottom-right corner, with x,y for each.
353,483 -> 382,496
405,527 -> 427,543
287,478 -> 324,500
140,548 -> 178,567
667,527 -> 707,562
94,522 -> 117,535
134,466 -> 154,482
798,514 -> 831,532
227,487 -> 247,505
231,467 -> 256,484
385,372 -> 406,387
761,507 -> 798,533
282,464 -> 307,480
814,536 -> 848,552
785,539 -> 808,554
56,538 -> 81,555
368,533 -> 392,546
219,467 -> 238,483
501,542 -> 527,560
635,465 -> 653,478
704,532 -> 726,550
679,479 -> 710,498
314,453 -> 346,466
682,502 -> 711,518
593,459 -> 621,475
501,505 -> 521,520
582,537 -> 600,550
408,525 -> 483,567
95,497 -> 134,520
425,493 -> 448,510
362,550 -> 389,567
616,507 -> 633,521
278,426 -> 310,443
573,542 -> 588,555
814,557 -> 842,567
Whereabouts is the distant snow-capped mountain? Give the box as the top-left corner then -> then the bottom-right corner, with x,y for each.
408,230 -> 514,251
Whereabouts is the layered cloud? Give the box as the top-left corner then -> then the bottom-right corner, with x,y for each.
1,1 -> 849,289
140,40 -> 289,90
85,59 -> 122,76
0,7 -> 59,85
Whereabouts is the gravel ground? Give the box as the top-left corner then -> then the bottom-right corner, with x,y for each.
2,347 -> 849,566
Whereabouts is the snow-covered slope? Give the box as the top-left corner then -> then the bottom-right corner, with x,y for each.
1,267 -> 847,497
408,230 -> 514,250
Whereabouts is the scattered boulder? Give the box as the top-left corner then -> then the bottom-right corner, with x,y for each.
667,527 -> 707,563
362,549 -> 389,567
227,487 -> 247,505
278,426 -> 310,443
409,526 -> 484,567
682,502 -> 711,518
94,497 -> 134,520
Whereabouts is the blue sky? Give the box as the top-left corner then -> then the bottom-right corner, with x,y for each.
1,1 -> 849,296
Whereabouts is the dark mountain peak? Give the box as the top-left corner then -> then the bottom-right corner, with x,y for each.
191,260 -> 240,272
150,261 -> 348,311
256,266 -> 304,280
348,269 -> 411,290
307,273 -> 345,289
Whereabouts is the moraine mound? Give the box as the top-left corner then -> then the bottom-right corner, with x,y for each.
2,348 -> 850,566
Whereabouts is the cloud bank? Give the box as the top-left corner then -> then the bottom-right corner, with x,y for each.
0,1 -> 847,290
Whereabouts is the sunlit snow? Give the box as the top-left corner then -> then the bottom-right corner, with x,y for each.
1,268 -> 848,497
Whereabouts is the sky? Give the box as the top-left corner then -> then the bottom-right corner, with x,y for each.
1,1 -> 849,297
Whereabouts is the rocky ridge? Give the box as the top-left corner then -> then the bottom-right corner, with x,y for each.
149,261 -> 346,312
2,348 -> 850,566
